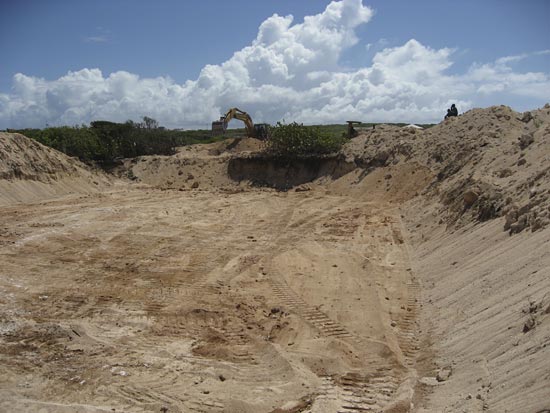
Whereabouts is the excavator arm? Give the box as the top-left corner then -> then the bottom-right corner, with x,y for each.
211,108 -> 269,140
223,108 -> 255,137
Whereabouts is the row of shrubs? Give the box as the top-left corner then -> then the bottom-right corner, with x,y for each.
267,122 -> 348,156
10,117 -> 220,164
9,118 -> 349,164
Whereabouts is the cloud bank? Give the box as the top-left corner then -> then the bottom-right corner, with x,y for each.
1,0 -> 549,129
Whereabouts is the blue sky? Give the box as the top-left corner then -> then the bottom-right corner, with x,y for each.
1,0 -> 549,128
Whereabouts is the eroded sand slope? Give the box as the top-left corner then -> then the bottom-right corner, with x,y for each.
0,133 -> 112,206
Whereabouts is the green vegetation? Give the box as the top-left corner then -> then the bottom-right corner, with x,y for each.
10,117 -> 223,164
266,122 -> 348,157
7,118 -> 436,165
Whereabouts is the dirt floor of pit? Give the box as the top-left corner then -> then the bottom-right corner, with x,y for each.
0,187 -> 420,413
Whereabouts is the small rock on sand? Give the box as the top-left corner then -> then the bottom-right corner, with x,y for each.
436,366 -> 452,382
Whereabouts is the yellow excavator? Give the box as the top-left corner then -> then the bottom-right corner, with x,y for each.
211,108 -> 269,140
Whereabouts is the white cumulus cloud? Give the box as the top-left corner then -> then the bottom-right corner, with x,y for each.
1,0 -> 549,129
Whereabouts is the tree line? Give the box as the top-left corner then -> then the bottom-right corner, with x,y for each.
9,117 -> 219,164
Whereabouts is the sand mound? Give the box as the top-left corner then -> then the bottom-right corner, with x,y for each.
115,138 -> 266,191
0,132 -> 83,181
392,105 -> 550,412
176,137 -> 266,157
0,133 -> 112,205
343,104 -> 550,233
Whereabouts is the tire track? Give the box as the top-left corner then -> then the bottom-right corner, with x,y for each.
374,215 -> 422,371
107,360 -> 227,413
268,277 -> 354,339
267,208 -> 417,412
267,269 -> 400,411
392,216 -> 423,370
337,372 -> 401,413
397,279 -> 421,368
112,382 -> 225,413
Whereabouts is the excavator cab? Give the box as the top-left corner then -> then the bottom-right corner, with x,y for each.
253,123 -> 269,140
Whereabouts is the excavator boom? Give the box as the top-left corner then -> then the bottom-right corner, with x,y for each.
211,108 -> 269,140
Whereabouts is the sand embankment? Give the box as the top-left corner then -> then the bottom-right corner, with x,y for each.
0,132 -> 113,206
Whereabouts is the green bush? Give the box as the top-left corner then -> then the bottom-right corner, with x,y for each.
11,117 -> 219,164
267,122 -> 347,156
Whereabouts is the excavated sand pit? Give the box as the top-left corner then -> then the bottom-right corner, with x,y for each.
1,105 -> 550,413
0,187 -> 419,413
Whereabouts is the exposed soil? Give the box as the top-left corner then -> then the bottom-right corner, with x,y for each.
0,133 -> 112,206
1,105 -> 549,413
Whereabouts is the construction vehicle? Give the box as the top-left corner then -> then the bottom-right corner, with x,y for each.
211,108 -> 269,140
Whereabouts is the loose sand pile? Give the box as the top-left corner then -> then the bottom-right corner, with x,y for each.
342,104 -> 550,233
0,105 -> 549,412
118,141 -> 240,191
0,132 -> 112,205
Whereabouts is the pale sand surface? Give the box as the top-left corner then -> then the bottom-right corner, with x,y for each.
1,104 -> 549,412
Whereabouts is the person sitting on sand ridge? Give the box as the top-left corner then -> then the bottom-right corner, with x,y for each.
445,103 -> 458,119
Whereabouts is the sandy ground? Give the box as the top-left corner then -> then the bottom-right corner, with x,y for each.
1,104 -> 550,412
0,187 -> 418,413
405,216 -> 550,413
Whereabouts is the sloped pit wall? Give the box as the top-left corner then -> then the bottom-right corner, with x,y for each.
228,154 -> 356,190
